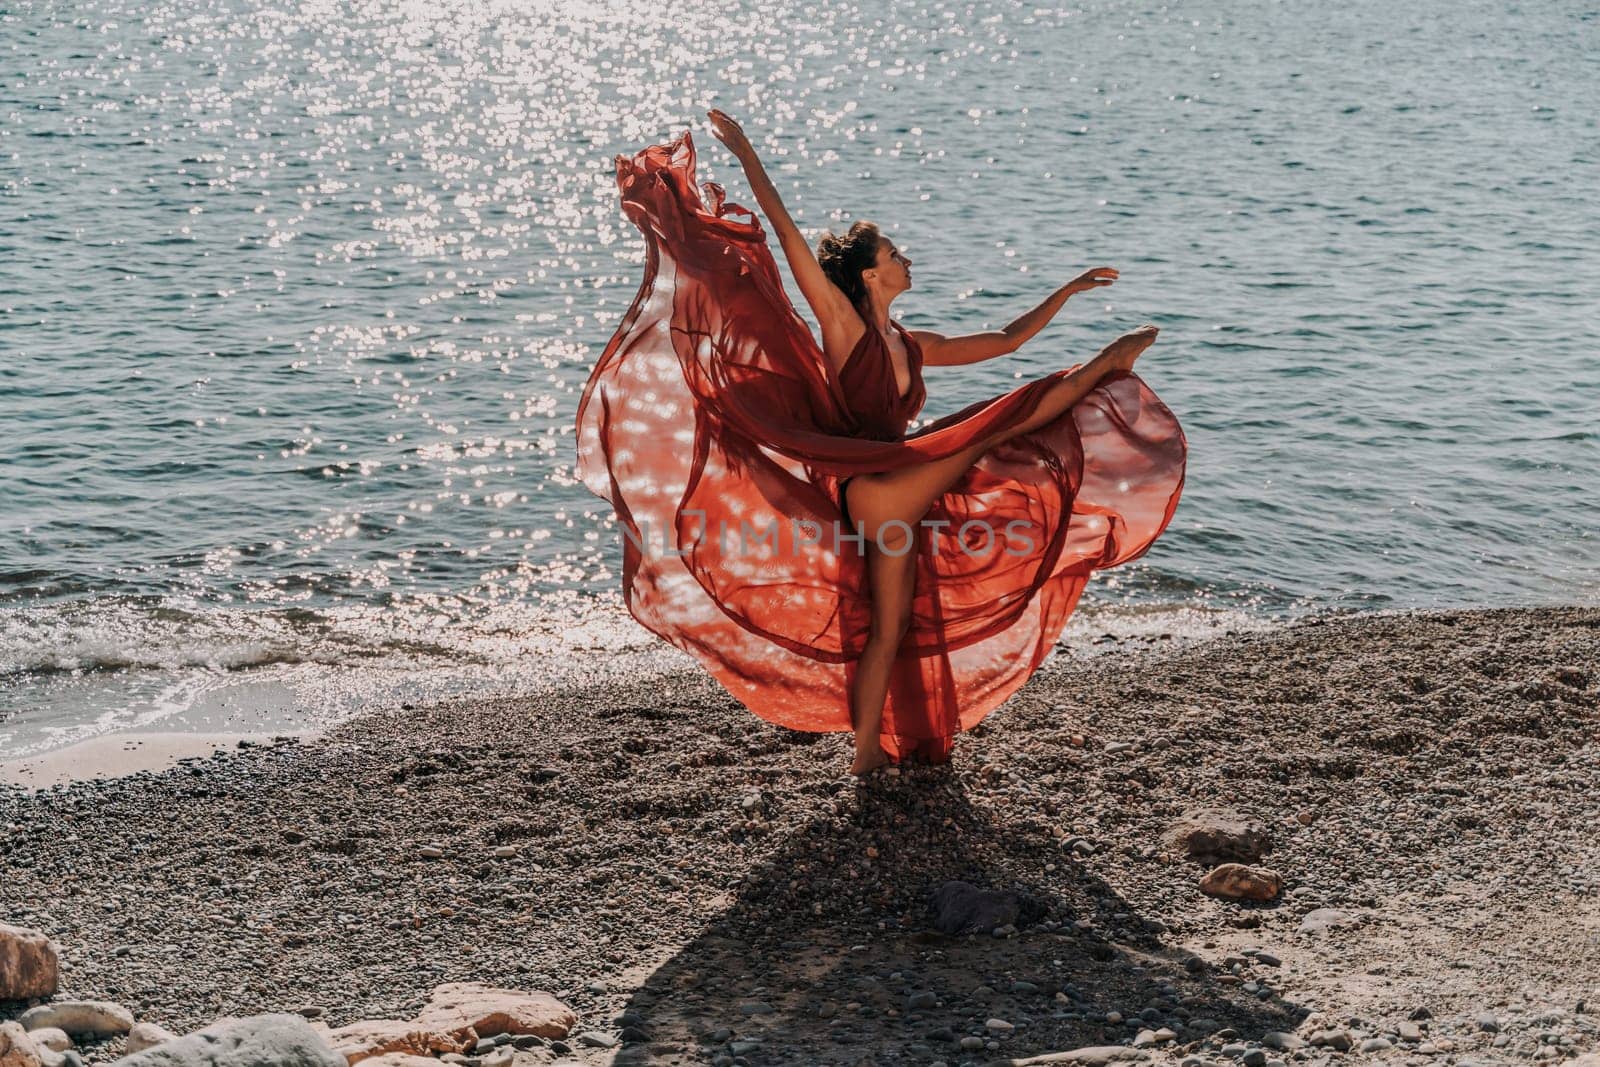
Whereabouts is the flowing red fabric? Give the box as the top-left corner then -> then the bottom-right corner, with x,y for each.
576,129 -> 1187,761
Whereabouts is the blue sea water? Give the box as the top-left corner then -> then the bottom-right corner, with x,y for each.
2,0 -> 1596,755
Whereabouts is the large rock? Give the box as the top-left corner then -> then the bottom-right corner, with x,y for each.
0,1023 -> 44,1067
983,1046 -> 1151,1065
18,1002 -> 133,1038
411,983 -> 577,1041
0,926 -> 60,1000
1165,807 -> 1272,864
930,881 -> 1041,935
324,1020 -> 469,1063
1198,863 -> 1283,901
111,1014 -> 342,1066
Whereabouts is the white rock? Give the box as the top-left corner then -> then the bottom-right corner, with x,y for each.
113,1014 -> 343,1066
1297,907 -> 1357,934
125,1023 -> 179,1054
23,1032 -> 68,1055
18,1002 -> 134,1038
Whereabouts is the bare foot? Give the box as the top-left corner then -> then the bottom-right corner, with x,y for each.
1099,323 -> 1159,374
849,744 -> 890,776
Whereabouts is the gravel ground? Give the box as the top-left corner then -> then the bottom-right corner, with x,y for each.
2,605 -> 1597,1067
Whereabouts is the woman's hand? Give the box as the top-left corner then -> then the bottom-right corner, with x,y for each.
706,108 -> 756,161
1064,266 -> 1118,295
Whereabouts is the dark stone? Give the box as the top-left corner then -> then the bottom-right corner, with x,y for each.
929,881 -> 1041,935
1165,807 -> 1273,864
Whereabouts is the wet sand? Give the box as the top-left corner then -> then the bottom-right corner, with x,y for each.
0,731 -> 311,791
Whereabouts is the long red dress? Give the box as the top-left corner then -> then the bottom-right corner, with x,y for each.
576,129 -> 1187,761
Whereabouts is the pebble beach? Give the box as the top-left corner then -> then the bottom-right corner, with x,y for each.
2,605 -> 1597,1066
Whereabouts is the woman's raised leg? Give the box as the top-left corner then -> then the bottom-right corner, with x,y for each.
972,324 -> 1160,449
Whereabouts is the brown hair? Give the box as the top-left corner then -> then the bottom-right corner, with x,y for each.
816,221 -> 883,318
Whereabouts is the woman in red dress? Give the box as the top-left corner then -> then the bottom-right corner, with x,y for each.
576,109 -> 1186,775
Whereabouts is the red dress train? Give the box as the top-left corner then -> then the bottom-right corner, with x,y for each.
576,129 -> 1187,761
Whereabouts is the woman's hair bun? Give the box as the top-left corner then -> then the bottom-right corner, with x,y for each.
814,221 -> 882,316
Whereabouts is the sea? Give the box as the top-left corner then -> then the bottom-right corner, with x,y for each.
3,0 -> 1596,757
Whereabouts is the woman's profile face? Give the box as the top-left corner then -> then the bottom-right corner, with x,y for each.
872,239 -> 913,290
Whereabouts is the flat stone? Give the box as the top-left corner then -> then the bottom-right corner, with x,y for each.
1297,908 -> 1357,934
1199,863 -> 1283,901
18,1002 -> 133,1039
985,1046 -> 1151,1065
113,1014 -> 343,1066
412,983 -> 577,1041
325,1019 -> 469,1062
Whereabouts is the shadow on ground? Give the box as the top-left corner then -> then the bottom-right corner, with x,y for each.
616,766 -> 1305,1066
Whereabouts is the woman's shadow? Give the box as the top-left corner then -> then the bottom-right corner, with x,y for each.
612,762 -> 1306,1064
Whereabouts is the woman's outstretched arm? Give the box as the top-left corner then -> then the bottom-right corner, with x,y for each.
912,267 -> 1119,366
706,109 -> 859,344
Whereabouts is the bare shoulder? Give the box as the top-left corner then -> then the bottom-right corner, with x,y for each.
903,326 -> 946,363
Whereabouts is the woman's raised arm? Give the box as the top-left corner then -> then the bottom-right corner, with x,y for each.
706,109 -> 859,341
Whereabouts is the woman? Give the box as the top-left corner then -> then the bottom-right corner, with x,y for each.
576,110 -> 1185,776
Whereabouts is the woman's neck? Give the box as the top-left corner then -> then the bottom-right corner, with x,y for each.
864,298 -> 892,332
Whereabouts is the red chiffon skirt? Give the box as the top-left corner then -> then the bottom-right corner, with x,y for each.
576,129 -> 1187,761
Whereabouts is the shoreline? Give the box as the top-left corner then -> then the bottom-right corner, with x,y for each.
0,599 -> 1263,792
0,730 -> 318,792
1,604 -> 1596,1065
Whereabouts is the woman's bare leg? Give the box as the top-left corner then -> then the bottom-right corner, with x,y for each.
840,325 -> 1161,773
847,523 -> 917,775
971,325 -> 1160,450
